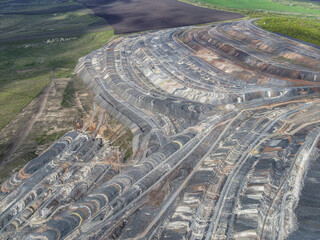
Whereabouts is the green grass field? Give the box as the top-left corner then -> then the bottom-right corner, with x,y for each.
196,0 -> 320,15
0,11 -> 99,39
0,0 -> 80,13
0,30 -> 114,129
0,73 -> 51,129
0,0 -> 114,131
256,17 -> 320,46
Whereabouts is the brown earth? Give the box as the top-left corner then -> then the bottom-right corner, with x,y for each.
75,0 -> 244,34
0,72 -> 133,183
0,74 -> 92,181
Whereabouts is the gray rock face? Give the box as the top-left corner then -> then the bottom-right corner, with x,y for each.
1,20 -> 320,240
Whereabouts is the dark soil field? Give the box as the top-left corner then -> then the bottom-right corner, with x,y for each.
76,0 -> 244,34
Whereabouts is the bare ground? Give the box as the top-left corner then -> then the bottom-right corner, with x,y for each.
0,72 -> 133,183
76,0 -> 244,34
0,74 -> 93,181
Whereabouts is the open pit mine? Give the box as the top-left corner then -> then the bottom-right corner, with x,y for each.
1,19 -> 320,240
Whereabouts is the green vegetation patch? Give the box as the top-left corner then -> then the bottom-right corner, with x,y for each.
55,68 -> 73,78
35,131 -> 67,144
0,0 -> 80,13
0,73 -> 50,129
274,0 -> 320,12
62,78 -> 76,108
0,29 -> 114,130
0,12 -> 98,39
256,17 -> 320,46
119,129 -> 134,161
196,0 -> 320,15
0,30 -> 114,83
104,126 -> 134,161
0,151 -> 37,184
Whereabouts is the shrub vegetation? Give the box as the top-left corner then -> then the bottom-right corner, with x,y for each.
256,17 -> 320,46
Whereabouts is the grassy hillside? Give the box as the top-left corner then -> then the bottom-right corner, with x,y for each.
0,11 -> 98,39
196,0 -> 320,15
0,0 -> 114,130
0,30 -> 114,129
256,17 -> 320,46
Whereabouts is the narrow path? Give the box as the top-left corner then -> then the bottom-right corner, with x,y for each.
0,70 -> 55,164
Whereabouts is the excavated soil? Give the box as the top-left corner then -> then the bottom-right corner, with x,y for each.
76,0 -> 243,34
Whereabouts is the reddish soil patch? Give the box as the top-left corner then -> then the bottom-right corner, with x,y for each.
76,0 -> 244,34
